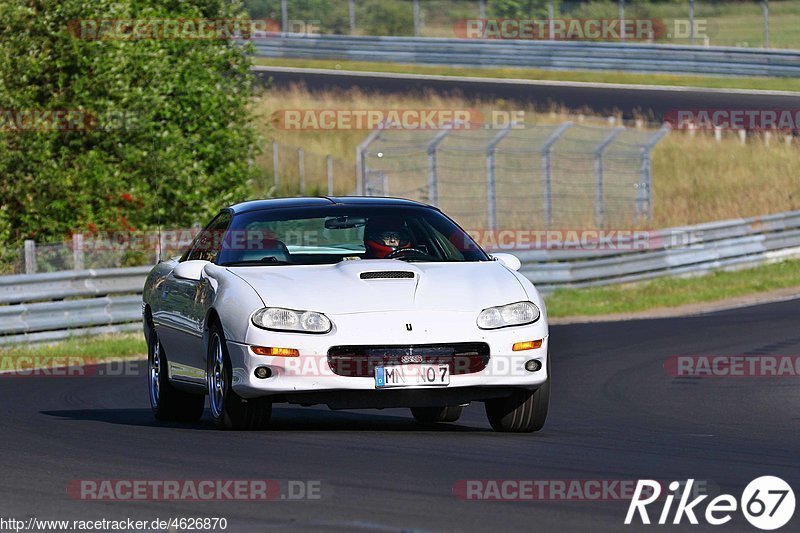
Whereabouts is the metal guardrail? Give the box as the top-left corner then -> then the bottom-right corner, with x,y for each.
2,210 -> 800,344
523,230 -> 800,290
251,35 -> 800,77
0,266 -> 150,304
0,267 -> 150,345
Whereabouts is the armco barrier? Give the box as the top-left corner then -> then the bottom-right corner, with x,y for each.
0,268 -> 150,345
2,210 -> 800,344
251,35 -> 800,77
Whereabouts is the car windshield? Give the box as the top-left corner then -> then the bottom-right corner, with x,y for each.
215,205 -> 489,266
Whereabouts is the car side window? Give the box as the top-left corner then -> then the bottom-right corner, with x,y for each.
185,212 -> 232,263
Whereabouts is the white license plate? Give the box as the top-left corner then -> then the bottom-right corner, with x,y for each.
375,364 -> 450,388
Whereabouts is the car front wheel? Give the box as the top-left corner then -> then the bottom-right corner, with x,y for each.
207,323 -> 272,430
147,324 -> 205,422
485,359 -> 550,433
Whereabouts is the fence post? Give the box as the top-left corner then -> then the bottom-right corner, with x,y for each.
298,148 -> 305,194
380,172 -> 388,195
619,0 -> 625,42
763,0 -> 769,48
72,234 -> 84,271
327,155 -> 334,195
639,125 -> 669,221
355,148 -> 363,195
281,0 -> 288,33
356,121 -> 389,196
426,123 -> 457,206
413,0 -> 420,36
24,240 -> 37,274
349,0 -> 356,34
485,122 -> 514,231
272,141 -> 280,188
594,127 -> 624,227
547,1 -> 554,40
689,0 -> 695,45
479,0 -> 486,19
540,122 -> 572,227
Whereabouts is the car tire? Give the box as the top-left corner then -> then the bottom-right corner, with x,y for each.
207,322 -> 272,430
485,359 -> 550,433
147,324 -> 205,422
411,405 -> 464,424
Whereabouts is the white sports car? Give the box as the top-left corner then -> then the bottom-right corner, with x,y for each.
142,197 -> 550,432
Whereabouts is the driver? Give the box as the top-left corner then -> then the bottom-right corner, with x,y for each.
364,217 -> 413,259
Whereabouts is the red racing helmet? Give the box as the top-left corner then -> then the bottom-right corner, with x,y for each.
364,217 -> 413,258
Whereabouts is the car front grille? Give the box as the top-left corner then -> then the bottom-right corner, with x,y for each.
327,342 -> 490,377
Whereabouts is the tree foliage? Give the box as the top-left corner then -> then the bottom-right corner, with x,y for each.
489,0 -> 557,19
0,0 -> 260,248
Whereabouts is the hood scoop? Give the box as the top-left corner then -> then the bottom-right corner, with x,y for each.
360,271 -> 415,280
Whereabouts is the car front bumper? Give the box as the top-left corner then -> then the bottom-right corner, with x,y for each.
226,310 -> 549,402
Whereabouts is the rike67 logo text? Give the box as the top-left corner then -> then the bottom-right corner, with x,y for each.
626,477 -> 795,530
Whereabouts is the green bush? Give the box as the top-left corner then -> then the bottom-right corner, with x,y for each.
243,0 -> 350,33
243,0 -> 415,36
0,0 -> 260,250
360,0 -> 415,36
488,0 -> 557,18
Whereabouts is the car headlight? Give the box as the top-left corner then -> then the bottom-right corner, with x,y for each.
252,307 -> 332,334
477,301 -> 540,330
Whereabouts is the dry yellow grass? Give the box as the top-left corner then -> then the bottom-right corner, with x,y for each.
251,86 -> 800,228
650,133 -> 800,227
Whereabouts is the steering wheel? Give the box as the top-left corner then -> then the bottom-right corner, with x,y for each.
385,247 -> 434,260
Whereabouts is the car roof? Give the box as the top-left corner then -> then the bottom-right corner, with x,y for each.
229,196 -> 433,214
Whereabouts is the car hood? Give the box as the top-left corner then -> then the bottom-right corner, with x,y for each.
227,259 -> 528,315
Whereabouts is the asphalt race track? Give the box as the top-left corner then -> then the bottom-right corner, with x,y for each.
1,298 -> 799,532
252,66 -> 800,124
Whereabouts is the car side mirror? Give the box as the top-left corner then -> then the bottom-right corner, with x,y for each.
173,260 -> 209,281
491,253 -> 521,271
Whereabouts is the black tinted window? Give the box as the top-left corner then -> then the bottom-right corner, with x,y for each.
215,205 -> 488,266
184,211 -> 232,263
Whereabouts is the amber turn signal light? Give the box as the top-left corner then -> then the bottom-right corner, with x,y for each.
251,346 -> 299,357
512,339 -> 543,351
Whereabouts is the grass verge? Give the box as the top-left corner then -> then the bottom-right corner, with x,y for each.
545,258 -> 800,318
253,57 -> 800,93
0,333 -> 146,362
